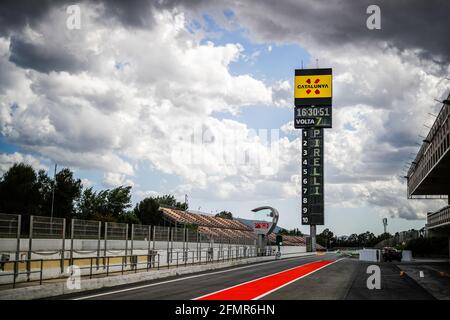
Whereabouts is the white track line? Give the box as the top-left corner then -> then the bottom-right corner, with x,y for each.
193,260 -> 323,300
253,258 -> 345,300
193,258 -> 345,300
72,253 -> 325,300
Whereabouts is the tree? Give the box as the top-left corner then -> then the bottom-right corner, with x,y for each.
36,169 -> 53,214
357,231 -> 376,247
0,163 -> 41,217
375,232 -> 392,243
76,186 -> 132,222
106,186 -> 132,218
317,228 -> 334,248
348,233 -> 359,246
133,194 -> 187,226
215,211 -> 233,220
133,197 -> 163,225
278,228 -> 303,236
118,211 -> 140,224
156,194 -> 187,210
76,187 -> 98,220
40,168 -> 82,219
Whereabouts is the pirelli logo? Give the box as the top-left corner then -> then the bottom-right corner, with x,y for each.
301,128 -> 324,226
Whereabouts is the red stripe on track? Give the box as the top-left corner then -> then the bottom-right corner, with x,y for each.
196,260 -> 334,300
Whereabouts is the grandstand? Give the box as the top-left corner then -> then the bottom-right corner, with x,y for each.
160,207 -> 307,247
160,207 -> 255,242
406,92 -> 449,257
267,233 -> 306,246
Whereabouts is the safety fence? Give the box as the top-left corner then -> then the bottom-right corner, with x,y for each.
0,245 -> 272,289
0,213 -> 265,288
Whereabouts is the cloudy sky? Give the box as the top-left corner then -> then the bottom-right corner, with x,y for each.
0,0 -> 449,235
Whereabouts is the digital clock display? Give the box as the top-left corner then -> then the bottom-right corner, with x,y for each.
294,106 -> 332,129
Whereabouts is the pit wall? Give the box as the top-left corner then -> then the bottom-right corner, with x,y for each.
0,238 -> 305,285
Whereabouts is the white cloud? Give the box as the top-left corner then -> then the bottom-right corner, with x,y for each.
102,172 -> 134,188
135,189 -> 161,200
0,8 -> 275,182
1,3 -> 449,224
271,80 -> 291,107
0,152 -> 48,175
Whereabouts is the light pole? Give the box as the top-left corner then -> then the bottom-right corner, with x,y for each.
50,163 -> 57,220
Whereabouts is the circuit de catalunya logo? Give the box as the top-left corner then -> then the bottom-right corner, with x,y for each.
294,74 -> 332,98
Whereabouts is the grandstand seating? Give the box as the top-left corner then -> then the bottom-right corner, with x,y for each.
160,207 -> 307,246
161,207 -> 252,230
267,233 -> 306,246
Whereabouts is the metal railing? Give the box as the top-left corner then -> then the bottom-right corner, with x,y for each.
407,95 -> 450,197
427,205 -> 450,229
0,246 -> 273,289
0,213 -> 275,288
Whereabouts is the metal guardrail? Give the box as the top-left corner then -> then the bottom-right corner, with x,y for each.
0,213 -> 275,288
427,205 -> 450,229
0,247 -> 272,289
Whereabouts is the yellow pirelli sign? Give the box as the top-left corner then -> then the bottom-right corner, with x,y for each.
294,68 -> 332,106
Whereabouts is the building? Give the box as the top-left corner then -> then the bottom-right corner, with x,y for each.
159,207 -> 307,247
406,93 -> 450,252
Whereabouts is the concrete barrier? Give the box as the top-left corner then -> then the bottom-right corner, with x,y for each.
401,250 -> 412,262
359,249 -> 380,262
0,251 -> 315,300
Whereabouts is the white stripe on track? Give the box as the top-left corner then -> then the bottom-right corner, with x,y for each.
72,253 -> 327,300
192,258 -> 345,300
253,258 -> 345,300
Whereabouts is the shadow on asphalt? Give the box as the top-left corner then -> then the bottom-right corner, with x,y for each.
345,261 -> 436,300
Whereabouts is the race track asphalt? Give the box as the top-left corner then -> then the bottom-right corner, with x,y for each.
51,252 -> 435,300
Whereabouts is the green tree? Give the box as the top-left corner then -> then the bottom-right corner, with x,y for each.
133,194 -> 187,226
77,186 -> 132,222
0,163 -> 41,217
76,187 -> 97,220
278,228 -> 303,236
357,231 -> 376,247
317,228 -> 334,248
36,169 -> 53,214
117,211 -> 140,224
107,186 -> 132,218
156,194 -> 187,210
348,233 -> 358,245
41,168 -> 82,219
133,197 -> 163,225
215,210 -> 233,220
